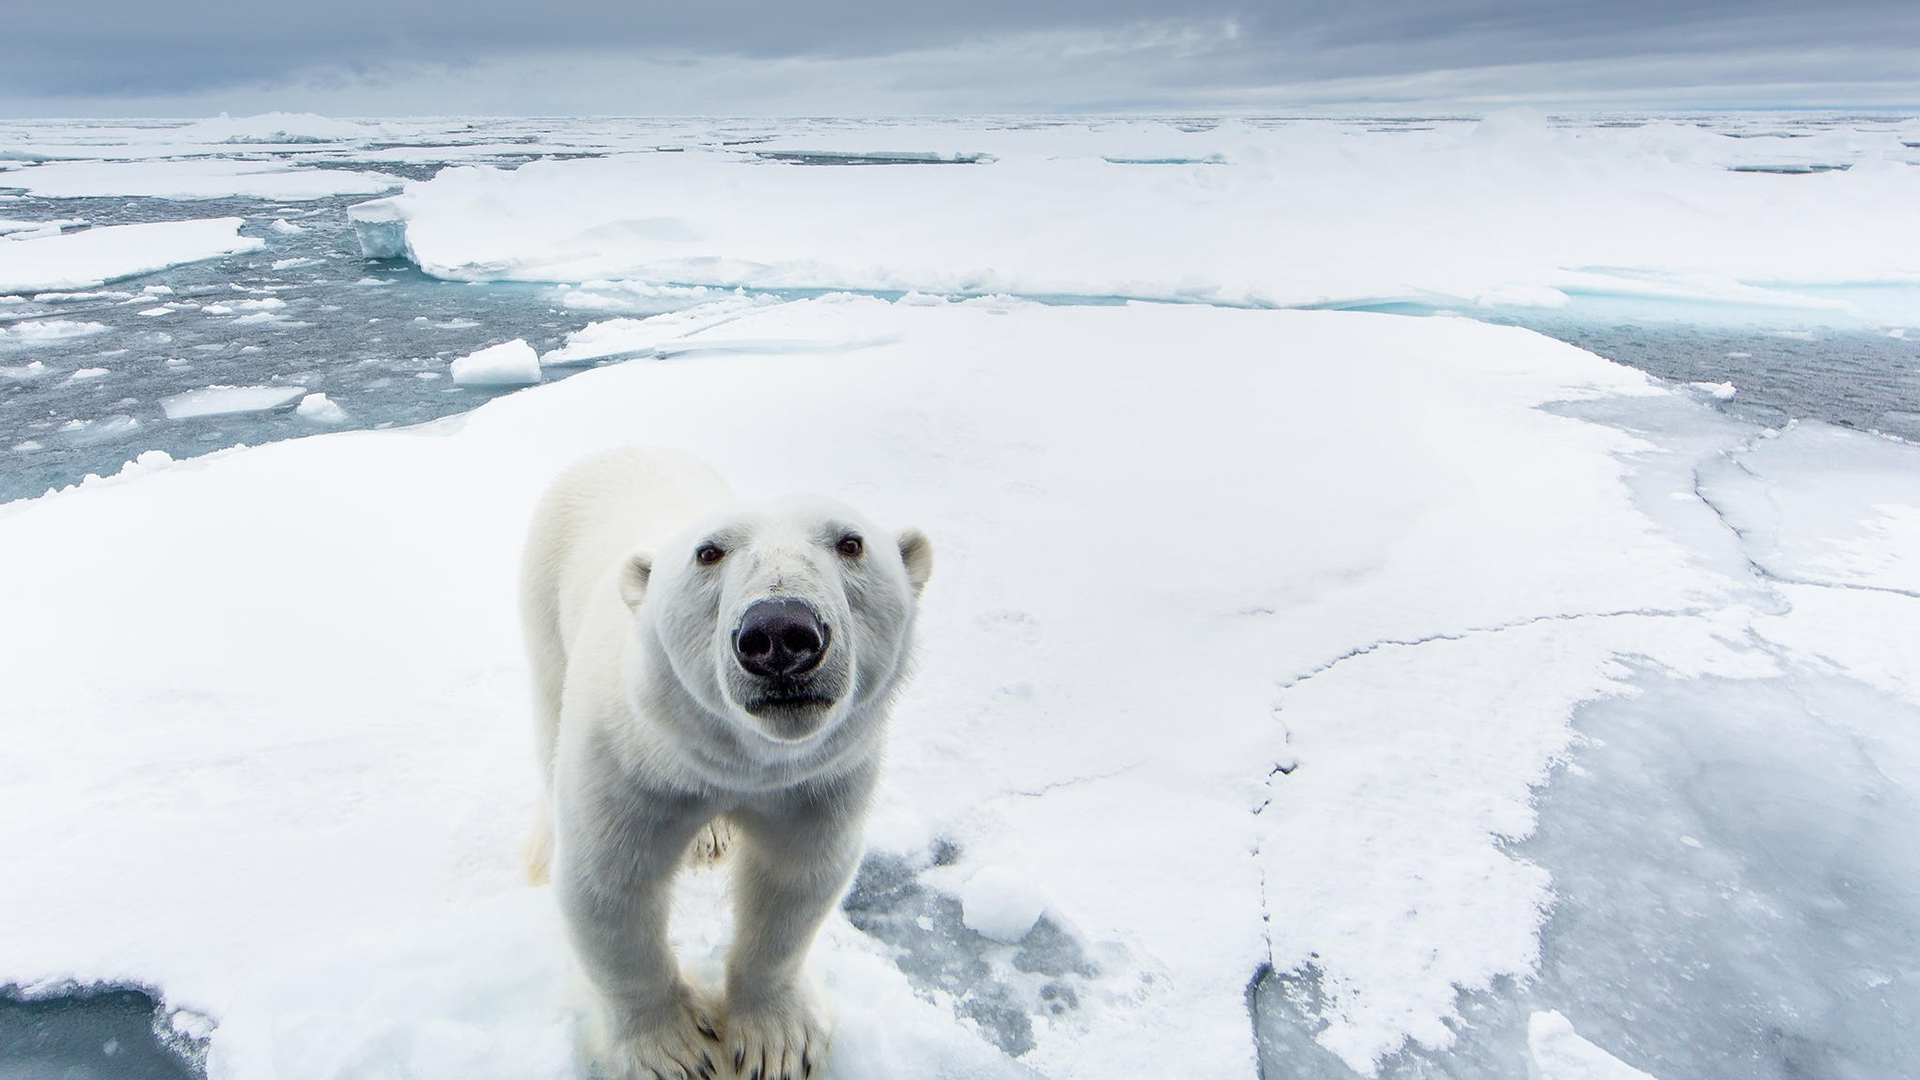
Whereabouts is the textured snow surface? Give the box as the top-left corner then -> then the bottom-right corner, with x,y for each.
0,218 -> 264,294
2,298 -> 1916,1079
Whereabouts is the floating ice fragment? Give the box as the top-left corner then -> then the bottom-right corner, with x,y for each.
1687,380 -> 1737,400
62,367 -> 110,383
1,360 -> 51,382
296,393 -> 348,424
56,414 -> 141,444
346,197 -> 410,259
450,339 -> 541,386
1527,1011 -> 1660,1080
268,219 -> 307,236
0,318 -> 108,343
160,385 -> 306,419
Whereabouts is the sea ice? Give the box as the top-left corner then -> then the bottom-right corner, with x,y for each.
1528,1012 -> 1658,1080
173,112 -> 372,145
539,299 -> 767,365
450,339 -> 541,385
347,120 -> 1920,324
9,160 -> 401,202
1,298 -> 1916,1080
0,318 -> 108,343
295,392 -> 348,424
0,219 -> 264,295
0,360 -> 51,382
158,385 -> 307,420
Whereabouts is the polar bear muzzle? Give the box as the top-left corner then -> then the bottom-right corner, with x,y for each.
732,597 -> 831,680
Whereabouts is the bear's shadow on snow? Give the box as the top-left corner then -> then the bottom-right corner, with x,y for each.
841,841 -> 1098,1057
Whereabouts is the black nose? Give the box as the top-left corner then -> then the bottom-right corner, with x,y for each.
733,599 -> 829,679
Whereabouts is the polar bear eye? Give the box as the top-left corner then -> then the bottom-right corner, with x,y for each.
836,535 -> 864,557
695,543 -> 726,566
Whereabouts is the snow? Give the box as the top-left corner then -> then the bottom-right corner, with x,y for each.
5,296 -> 1915,1078
158,385 -> 307,420
349,116 -> 1920,327
0,218 -> 264,295
935,865 -> 1049,945
1528,1012 -> 1659,1080
451,338 -> 542,385
9,159 -> 401,201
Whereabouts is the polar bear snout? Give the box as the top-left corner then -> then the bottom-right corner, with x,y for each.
733,598 -> 831,680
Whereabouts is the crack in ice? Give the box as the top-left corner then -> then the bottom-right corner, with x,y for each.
1273,607 -> 1712,694
1005,762 -> 1144,799
1691,454 -> 1920,601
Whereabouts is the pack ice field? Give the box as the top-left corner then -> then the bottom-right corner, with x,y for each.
2,111 -> 1919,1080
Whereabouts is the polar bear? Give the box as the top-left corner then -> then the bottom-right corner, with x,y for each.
520,446 -> 932,1080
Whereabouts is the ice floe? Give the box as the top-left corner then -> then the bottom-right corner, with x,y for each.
158,385 -> 307,420
346,115 -> 1920,325
0,219 -> 264,295
4,299 -> 1915,1079
450,338 -> 542,386
9,159 -> 401,201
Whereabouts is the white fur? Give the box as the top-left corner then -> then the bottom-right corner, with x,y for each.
520,446 -> 931,1080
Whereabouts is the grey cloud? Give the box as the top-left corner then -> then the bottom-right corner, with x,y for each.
5,0 -> 1918,108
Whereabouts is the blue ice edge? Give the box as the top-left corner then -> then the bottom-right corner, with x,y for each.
1252,662 -> 1920,1080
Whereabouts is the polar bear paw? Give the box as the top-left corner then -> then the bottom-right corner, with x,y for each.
687,819 -> 734,867
724,993 -> 829,1080
604,998 -> 724,1080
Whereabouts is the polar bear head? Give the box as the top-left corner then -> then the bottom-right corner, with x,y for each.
627,496 -> 932,745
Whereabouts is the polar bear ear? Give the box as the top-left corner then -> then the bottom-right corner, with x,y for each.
619,551 -> 653,610
897,528 -> 933,596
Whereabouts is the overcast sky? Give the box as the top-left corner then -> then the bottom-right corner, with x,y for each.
6,0 -> 1918,116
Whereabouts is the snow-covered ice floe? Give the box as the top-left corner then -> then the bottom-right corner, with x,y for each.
2,297 -> 1918,1080
7,158 -> 401,201
347,111 -> 1920,326
0,218 -> 264,294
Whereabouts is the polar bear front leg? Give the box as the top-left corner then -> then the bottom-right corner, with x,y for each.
722,779 -> 872,1080
556,786 -> 723,1080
